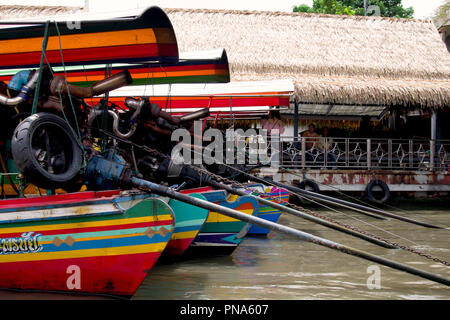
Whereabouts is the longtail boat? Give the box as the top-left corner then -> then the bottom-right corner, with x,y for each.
0,49 -> 230,90
70,190 -> 210,258
243,184 -> 289,235
0,6 -> 178,69
0,6 -> 447,294
180,187 -> 257,255
0,190 -> 175,297
165,194 -> 209,257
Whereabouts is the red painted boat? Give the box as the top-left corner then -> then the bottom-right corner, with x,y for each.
0,190 -> 175,297
110,191 -> 210,258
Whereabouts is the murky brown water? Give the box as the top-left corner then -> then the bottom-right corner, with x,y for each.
1,203 -> 449,300
133,204 -> 450,300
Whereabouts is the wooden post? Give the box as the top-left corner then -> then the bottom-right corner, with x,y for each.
430,110 -> 437,171
345,138 -> 349,167
409,140 -> 413,169
430,140 -> 435,171
294,99 -> 299,149
388,139 -> 393,168
301,137 -> 306,169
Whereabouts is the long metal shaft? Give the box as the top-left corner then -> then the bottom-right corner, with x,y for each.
93,128 -> 441,229
208,180 -> 396,249
211,164 -> 386,220
253,176 -> 442,229
131,177 -> 450,287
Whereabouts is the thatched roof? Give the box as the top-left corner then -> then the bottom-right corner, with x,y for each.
165,8 -> 450,109
0,6 -> 449,108
0,5 -> 82,20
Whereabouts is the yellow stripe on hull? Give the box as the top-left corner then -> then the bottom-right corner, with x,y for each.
0,185 -> 69,196
0,214 -> 173,235
206,209 -> 253,223
170,230 -> 199,241
40,232 -> 151,245
0,242 -> 167,263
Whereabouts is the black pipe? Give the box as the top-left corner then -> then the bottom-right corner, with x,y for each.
208,180 -> 397,249
90,128 -> 442,230
50,70 -> 132,98
179,108 -> 210,123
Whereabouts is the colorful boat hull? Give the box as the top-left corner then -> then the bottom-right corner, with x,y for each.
181,188 -> 258,255
0,191 -> 174,297
0,49 -> 229,90
98,191 -> 210,258
243,184 -> 289,235
0,7 -> 178,69
164,193 -> 209,257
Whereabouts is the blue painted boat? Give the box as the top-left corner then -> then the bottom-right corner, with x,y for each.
180,187 -> 258,255
242,184 -> 289,235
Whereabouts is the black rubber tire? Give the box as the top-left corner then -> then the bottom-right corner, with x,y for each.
11,113 -> 83,190
365,179 -> 390,204
297,179 -> 320,204
298,179 -> 320,194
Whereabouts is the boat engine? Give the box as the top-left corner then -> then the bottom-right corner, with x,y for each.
4,64 -> 213,192
83,148 -> 213,191
10,102 -> 211,191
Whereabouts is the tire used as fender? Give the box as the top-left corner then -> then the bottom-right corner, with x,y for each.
298,179 -> 320,194
296,179 -> 320,204
364,179 -> 390,204
11,112 -> 83,190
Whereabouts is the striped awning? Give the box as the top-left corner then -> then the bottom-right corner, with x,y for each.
98,79 -> 294,118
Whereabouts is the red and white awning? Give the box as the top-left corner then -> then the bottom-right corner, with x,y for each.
104,79 -> 294,118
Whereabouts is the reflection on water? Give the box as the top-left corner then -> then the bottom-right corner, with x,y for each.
133,206 -> 450,300
1,205 -> 449,300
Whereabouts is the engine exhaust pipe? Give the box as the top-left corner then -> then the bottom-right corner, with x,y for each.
50,70 -> 133,98
0,70 -> 40,106
179,108 -> 210,123
87,108 -> 138,140
125,98 -> 209,124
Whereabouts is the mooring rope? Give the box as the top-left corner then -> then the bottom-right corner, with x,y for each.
36,23 -> 84,151
31,20 -> 50,115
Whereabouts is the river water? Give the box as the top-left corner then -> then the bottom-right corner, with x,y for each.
1,202 -> 449,300
133,203 -> 450,300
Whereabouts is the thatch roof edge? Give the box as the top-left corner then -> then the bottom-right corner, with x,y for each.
164,7 -> 432,24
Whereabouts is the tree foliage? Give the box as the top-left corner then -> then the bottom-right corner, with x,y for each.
293,0 -> 414,18
432,0 -> 450,28
294,0 -> 355,15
